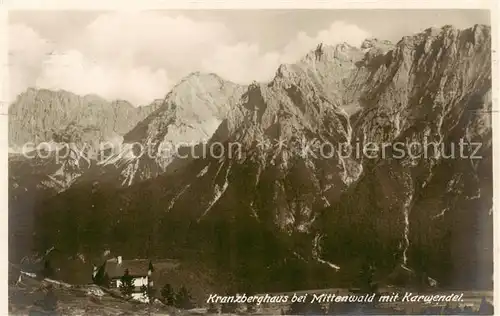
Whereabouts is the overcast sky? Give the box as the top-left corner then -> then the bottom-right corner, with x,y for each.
9,10 -> 490,105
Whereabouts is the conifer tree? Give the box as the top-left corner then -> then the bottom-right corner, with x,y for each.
42,284 -> 58,312
220,291 -> 238,314
42,260 -> 55,279
288,301 -> 306,315
207,302 -> 219,314
160,283 -> 175,306
141,284 -> 148,300
174,286 -> 194,310
119,269 -> 134,297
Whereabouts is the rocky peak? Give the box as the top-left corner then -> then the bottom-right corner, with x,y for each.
272,43 -> 365,117
361,38 -> 394,51
199,55 -> 361,236
8,88 -> 160,193
322,24 -> 492,287
8,88 -> 159,148
167,72 -> 240,121
170,24 -> 491,286
124,72 -> 245,144
360,39 -> 394,66
102,72 -> 246,185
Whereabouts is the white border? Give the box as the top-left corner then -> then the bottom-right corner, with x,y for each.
0,0 -> 494,10
0,5 -> 8,316
489,0 -> 499,313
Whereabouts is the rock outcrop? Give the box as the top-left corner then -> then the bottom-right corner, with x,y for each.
96,72 -> 246,186
9,88 -> 159,149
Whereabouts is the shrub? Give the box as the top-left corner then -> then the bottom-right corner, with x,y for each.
119,269 -> 134,297
160,283 -> 175,306
174,286 -> 194,310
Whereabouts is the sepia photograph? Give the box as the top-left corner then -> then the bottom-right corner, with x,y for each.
6,3 -> 496,315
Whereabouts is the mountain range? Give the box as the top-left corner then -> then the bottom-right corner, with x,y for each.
9,24 -> 493,296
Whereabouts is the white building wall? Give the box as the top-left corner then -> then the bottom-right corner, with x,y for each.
115,276 -> 148,288
133,277 -> 148,287
114,276 -> 151,303
132,292 -> 149,303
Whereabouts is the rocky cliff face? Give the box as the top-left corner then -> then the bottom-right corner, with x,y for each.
8,74 -> 245,194
8,90 -> 160,261
95,72 -> 246,186
8,92 -> 164,223
23,25 -> 492,292
318,24 -> 492,289
9,88 -> 159,149
8,74 -> 246,262
8,89 -> 161,192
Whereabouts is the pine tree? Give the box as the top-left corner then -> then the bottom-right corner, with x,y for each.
119,269 -> 134,297
245,289 -> 257,314
147,283 -> 156,303
42,260 -> 54,279
220,291 -> 238,314
221,301 -> 238,314
304,299 -> 324,315
146,261 -> 156,303
288,301 -> 304,315
141,284 -> 148,301
207,302 -> 219,314
101,273 -> 110,288
360,261 -> 375,292
246,300 -> 257,314
174,286 -> 194,310
160,283 -> 175,306
41,284 -> 58,311
93,264 -> 110,287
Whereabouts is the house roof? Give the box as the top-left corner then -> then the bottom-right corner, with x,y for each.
101,258 -> 180,279
103,258 -> 151,278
